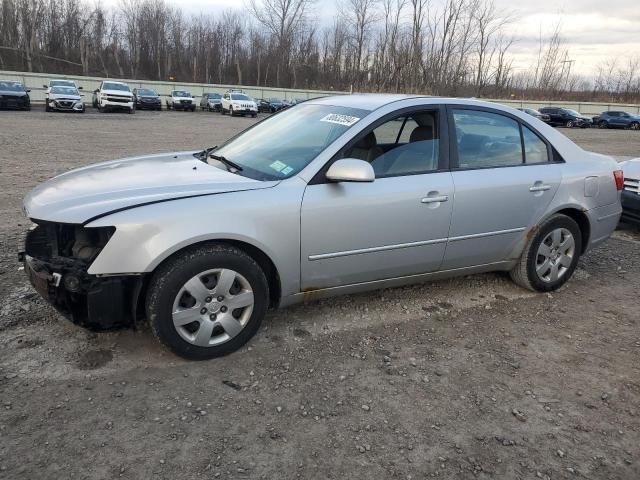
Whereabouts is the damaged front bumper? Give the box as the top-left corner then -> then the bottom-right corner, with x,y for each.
19,223 -> 142,330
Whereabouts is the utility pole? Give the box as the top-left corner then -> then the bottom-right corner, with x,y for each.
560,56 -> 576,92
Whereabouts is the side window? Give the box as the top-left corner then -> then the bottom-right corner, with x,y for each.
522,126 -> 549,164
343,110 -> 440,178
453,109 -> 523,168
373,117 -> 404,144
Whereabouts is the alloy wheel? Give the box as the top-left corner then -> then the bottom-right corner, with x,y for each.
535,228 -> 575,283
171,268 -> 254,347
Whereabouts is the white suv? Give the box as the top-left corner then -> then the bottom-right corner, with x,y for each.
93,81 -> 134,113
221,91 -> 257,117
167,90 -> 196,111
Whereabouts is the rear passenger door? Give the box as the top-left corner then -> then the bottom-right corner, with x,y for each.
441,107 -> 562,270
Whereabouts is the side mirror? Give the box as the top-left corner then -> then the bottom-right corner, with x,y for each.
26,89 -> 31,92
78,86 -> 83,90
326,159 -> 375,183
42,84 -> 47,88
94,89 -> 99,93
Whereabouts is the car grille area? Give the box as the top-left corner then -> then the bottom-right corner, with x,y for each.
106,95 -> 131,103
624,177 -> 639,195
21,222 -> 136,330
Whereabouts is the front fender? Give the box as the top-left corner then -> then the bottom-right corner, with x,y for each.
86,179 -> 306,298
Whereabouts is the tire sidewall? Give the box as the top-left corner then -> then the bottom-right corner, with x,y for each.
525,215 -> 582,292
147,246 -> 268,360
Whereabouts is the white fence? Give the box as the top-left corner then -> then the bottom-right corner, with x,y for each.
2,69 -> 640,116
0,70 -> 346,105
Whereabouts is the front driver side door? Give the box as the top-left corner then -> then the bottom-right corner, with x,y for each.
300,106 -> 454,290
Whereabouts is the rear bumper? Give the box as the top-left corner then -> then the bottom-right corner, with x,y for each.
585,202 -> 623,251
20,252 -> 139,330
621,190 -> 640,224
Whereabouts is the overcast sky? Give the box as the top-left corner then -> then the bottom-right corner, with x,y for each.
112,0 -> 640,76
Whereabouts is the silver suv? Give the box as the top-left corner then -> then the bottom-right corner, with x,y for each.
21,95 -> 623,359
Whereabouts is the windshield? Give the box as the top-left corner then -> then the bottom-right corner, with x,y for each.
565,109 -> 581,116
51,86 -> 78,95
268,98 -> 281,102
173,91 -> 191,97
231,94 -> 250,101
50,80 -> 75,87
211,104 -> 369,180
206,93 -> 221,99
0,81 -> 24,92
103,82 -> 130,92
137,88 -> 157,96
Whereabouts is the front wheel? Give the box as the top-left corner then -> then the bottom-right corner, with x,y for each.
510,214 -> 582,292
146,244 -> 269,360
630,122 -> 639,131
599,120 -> 608,129
565,120 -> 574,128
129,107 -> 135,114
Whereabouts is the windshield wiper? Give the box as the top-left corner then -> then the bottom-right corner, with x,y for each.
209,153 -> 244,172
194,145 -> 217,162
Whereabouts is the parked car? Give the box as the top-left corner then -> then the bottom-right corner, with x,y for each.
44,79 -> 81,105
45,85 -> 84,113
167,90 -> 196,111
619,158 -> 640,224
20,95 -> 623,360
538,107 -> 592,128
200,93 -> 222,112
592,111 -> 640,130
0,80 -> 30,110
132,88 -> 162,111
221,91 -> 257,117
93,81 -> 134,113
257,97 -> 286,113
517,107 -> 551,123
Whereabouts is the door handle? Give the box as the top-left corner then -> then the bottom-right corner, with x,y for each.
421,195 -> 449,204
529,184 -> 551,192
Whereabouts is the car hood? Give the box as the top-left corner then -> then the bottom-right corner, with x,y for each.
24,151 -> 278,224
50,93 -> 81,100
102,89 -> 132,97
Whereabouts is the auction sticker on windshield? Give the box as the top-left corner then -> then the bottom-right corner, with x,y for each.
320,113 -> 360,127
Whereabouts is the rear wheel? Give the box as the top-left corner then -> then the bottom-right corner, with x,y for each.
565,120 -> 574,128
146,244 -> 269,360
599,120 -> 608,129
510,214 -> 582,292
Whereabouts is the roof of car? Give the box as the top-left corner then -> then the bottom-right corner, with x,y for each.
306,93 -> 530,112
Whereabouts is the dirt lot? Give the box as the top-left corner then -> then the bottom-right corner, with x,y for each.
0,108 -> 639,480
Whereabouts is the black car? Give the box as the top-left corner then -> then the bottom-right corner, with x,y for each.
0,80 -> 31,110
517,107 -> 551,123
132,88 -> 162,111
538,107 -> 592,128
200,93 -> 222,111
257,97 -> 286,113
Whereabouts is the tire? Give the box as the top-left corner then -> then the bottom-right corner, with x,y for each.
221,107 -> 225,115
129,107 -> 135,114
565,120 -> 574,128
630,122 -> 639,131
45,101 -> 51,112
252,114 -> 257,118
229,106 -> 234,116
598,120 -> 608,129
146,244 -> 269,360
510,214 -> 582,292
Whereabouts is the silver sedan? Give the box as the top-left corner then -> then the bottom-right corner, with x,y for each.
21,95 -> 623,359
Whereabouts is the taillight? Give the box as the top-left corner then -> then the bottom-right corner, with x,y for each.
614,170 -> 624,191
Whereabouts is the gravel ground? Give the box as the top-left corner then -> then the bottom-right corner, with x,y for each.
1,108 -> 639,480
